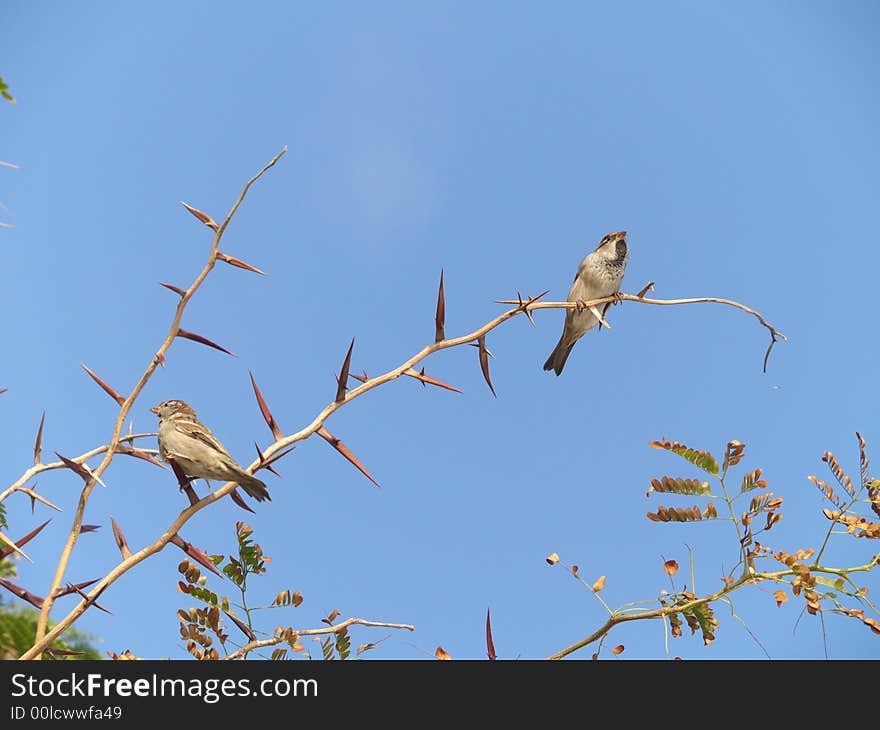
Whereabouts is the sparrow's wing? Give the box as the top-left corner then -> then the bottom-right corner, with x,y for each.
174,419 -> 234,459
571,251 -> 601,288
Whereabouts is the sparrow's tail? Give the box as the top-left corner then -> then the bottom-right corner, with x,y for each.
543,336 -> 576,376
233,470 -> 271,502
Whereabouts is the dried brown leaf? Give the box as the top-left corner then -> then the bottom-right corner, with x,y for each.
546,552 -> 560,565
612,645 -> 625,655
647,504 -> 717,523
664,560 -> 679,577
822,451 -> 855,497
435,646 -> 451,660
592,575 -> 606,592
773,590 -> 788,608
723,440 -> 746,471
647,476 -> 711,497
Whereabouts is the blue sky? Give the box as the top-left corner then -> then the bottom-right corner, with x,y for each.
2,1 -> 879,659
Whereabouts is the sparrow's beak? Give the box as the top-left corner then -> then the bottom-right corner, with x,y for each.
150,406 -> 160,415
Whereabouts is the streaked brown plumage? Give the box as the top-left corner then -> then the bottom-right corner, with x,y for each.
151,399 -> 270,502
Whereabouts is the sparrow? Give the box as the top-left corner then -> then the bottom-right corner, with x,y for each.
543,230 -> 629,376
151,399 -> 271,502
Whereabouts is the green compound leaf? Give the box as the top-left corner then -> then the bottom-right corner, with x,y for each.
0,76 -> 14,104
650,438 -> 720,476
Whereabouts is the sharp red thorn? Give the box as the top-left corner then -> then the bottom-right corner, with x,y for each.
81,364 -> 126,406
0,519 -> 51,560
168,459 -> 199,505
170,534 -> 222,577
317,426 -> 380,488
33,411 -> 46,466
176,329 -> 237,357
110,517 -> 132,560
486,607 -> 497,661
67,582 -> 111,614
217,251 -> 266,275
180,201 -> 219,231
477,335 -> 497,398
160,282 -> 186,297
225,610 -> 256,641
336,338 -> 355,403
435,269 -> 446,343
0,578 -> 45,608
249,371 -> 283,441
229,488 -> 256,513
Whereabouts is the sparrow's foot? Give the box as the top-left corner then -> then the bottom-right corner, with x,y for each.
612,292 -> 624,306
575,299 -> 588,312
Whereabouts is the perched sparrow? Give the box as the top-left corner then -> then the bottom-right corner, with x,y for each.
543,230 -> 629,376
151,399 -> 271,502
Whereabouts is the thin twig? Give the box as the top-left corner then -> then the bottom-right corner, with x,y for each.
30,148 -> 287,656
0,434 -> 157,505
222,618 -> 415,661
497,289 -> 787,373
546,562 -> 876,660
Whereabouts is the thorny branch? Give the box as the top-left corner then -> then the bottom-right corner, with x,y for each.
222,618 -> 416,661
27,148 -> 287,656
13,149 -> 789,659
497,288 -> 787,373
0,434 -> 158,506
546,561 -> 878,660
545,435 -> 880,660
19,283 -> 783,659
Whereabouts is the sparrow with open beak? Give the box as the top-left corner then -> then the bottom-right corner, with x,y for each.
151,399 -> 271,502
543,230 -> 629,376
